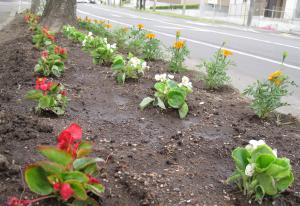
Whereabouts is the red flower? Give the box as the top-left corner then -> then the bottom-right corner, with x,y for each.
88,175 -> 101,184
42,27 -> 49,35
41,50 -> 48,59
7,197 -> 30,206
35,77 -> 46,90
53,183 -> 61,191
57,124 -> 82,157
60,183 -> 73,201
54,46 -> 67,56
59,90 -> 67,96
47,34 -> 55,42
35,78 -> 54,92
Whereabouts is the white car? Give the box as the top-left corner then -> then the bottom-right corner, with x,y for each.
77,0 -> 89,3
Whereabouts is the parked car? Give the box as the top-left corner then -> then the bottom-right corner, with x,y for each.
77,0 -> 89,3
89,0 -> 96,3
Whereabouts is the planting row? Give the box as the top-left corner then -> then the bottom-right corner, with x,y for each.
6,13 -> 296,205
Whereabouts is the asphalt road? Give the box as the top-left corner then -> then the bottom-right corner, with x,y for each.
77,3 -> 300,117
0,0 -> 30,26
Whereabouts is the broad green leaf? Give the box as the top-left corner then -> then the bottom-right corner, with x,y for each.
178,102 -> 189,119
154,82 -> 166,94
232,147 -> 250,171
167,91 -> 185,109
52,107 -> 65,115
139,97 -> 154,110
256,173 -> 277,195
266,158 -> 291,179
83,163 -> 98,176
226,170 -> 242,184
61,171 -> 89,183
73,157 -> 104,171
38,146 -> 73,166
66,180 -> 87,200
51,65 -> 61,77
255,154 -> 276,173
71,197 -> 100,206
112,55 -> 125,70
25,165 -> 53,195
25,90 -> 43,100
85,183 -> 105,196
276,172 -> 294,192
156,97 -> 166,109
77,141 -> 93,158
38,96 -> 51,109
255,185 -> 265,203
251,145 -> 275,161
37,161 -> 65,174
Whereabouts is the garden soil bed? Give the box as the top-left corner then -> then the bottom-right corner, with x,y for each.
0,16 -> 300,206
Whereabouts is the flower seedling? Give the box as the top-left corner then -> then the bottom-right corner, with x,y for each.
243,53 -> 296,118
7,124 -> 105,206
199,43 -> 234,89
112,27 -> 130,50
91,40 -> 117,65
143,33 -> 162,60
63,25 -> 86,43
33,26 -> 55,49
169,31 -> 189,72
140,74 -> 192,119
25,78 -> 68,115
227,140 -> 294,203
34,50 -> 65,77
24,12 -> 40,30
112,54 -> 149,84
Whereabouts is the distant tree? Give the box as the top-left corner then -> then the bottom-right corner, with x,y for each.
41,0 -> 77,32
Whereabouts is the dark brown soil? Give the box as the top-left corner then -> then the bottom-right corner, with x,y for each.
0,15 -> 299,206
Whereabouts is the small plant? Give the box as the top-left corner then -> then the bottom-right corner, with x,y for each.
169,31 -> 189,72
82,33 -> 107,52
112,54 -> 149,84
243,53 -> 296,119
227,139 -> 294,203
199,44 -> 234,89
25,78 -> 68,115
143,33 -> 162,60
112,27 -> 130,50
24,12 -> 40,30
91,40 -> 117,65
7,124 -> 105,206
34,50 -> 65,77
140,74 -> 192,119
127,24 -> 147,56
33,26 -> 55,49
63,25 -> 86,43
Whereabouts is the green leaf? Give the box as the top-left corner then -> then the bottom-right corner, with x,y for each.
266,158 -> 291,180
25,90 -> 43,100
52,107 -> 65,115
25,165 -> 53,195
37,161 -> 65,174
38,96 -> 51,109
255,185 -> 265,203
167,90 -> 185,109
154,82 -> 166,94
85,183 -> 105,196
73,157 -> 104,171
66,180 -> 88,200
112,55 -> 125,70
139,97 -> 154,110
71,197 -> 100,206
82,163 -> 98,176
256,173 -> 277,196
178,102 -> 189,119
51,65 -> 62,77
232,147 -> 250,171
61,171 -> 89,183
255,154 -> 276,173
77,141 -> 93,158
276,172 -> 294,192
38,146 -> 73,166
156,97 -> 166,109
251,144 -> 275,161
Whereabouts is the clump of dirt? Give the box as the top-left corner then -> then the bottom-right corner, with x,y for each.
0,15 -> 299,206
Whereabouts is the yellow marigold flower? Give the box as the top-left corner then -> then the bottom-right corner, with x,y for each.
274,79 -> 283,86
137,24 -> 144,30
174,41 -> 184,49
146,33 -> 156,39
105,24 -> 112,29
268,70 -> 282,81
222,49 -> 233,57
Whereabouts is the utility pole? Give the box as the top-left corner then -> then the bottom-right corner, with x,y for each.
247,0 -> 254,26
153,0 -> 157,11
182,0 -> 186,15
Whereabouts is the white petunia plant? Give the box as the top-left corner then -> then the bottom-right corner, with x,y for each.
227,140 -> 294,203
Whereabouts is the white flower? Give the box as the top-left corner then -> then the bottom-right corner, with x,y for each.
111,43 -> 117,49
245,163 -> 255,177
168,74 -> 174,79
272,149 -> 278,157
82,39 -> 86,46
141,62 -> 147,69
88,32 -> 93,36
181,76 -> 193,89
129,57 -> 141,68
154,73 -> 167,82
245,140 -> 265,151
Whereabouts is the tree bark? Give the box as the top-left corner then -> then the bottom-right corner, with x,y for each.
31,0 -> 41,14
41,0 -> 76,32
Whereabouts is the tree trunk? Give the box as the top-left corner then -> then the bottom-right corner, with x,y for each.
41,0 -> 76,32
31,0 -> 41,14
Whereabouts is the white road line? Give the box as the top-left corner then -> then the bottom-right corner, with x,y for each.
111,14 -> 122,17
78,10 -> 300,71
81,5 -> 300,50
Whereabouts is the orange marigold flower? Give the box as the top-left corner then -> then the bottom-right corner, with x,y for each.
137,24 -> 144,30
146,33 -> 156,39
174,41 -> 184,49
222,49 -> 233,57
268,70 -> 282,81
